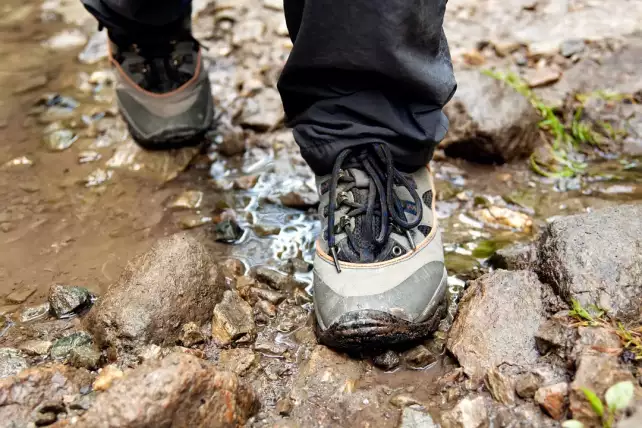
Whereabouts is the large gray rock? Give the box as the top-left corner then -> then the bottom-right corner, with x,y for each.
72,353 -> 259,428
0,348 -> 28,378
537,204 -> 642,320
447,270 -> 547,381
441,70 -> 542,163
84,233 -> 224,351
0,364 -> 93,427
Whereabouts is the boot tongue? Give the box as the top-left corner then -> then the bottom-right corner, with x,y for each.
335,169 -> 386,263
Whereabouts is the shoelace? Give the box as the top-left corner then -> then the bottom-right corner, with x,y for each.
327,144 -> 423,272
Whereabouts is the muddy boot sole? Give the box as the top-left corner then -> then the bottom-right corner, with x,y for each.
316,298 -> 448,352
127,123 -> 211,151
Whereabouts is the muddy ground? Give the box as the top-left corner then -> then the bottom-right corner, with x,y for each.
0,0 -> 641,427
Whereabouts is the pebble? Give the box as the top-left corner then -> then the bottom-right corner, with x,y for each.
218,348 -> 257,376
249,287 -> 286,304
69,346 -> 102,370
19,340 -> 53,356
211,291 -> 256,346
373,350 -> 400,371
50,331 -> 93,360
515,372 -> 543,399
19,303 -> 50,322
254,334 -> 288,356
400,405 -> 438,428
48,285 -> 93,319
256,300 -> 277,318
0,348 -> 28,378
5,286 -> 37,304
93,365 -> 124,391
43,129 -> 77,151
179,322 -> 206,348
254,266 -> 291,290
560,39 -> 585,58
535,382 -> 569,420
402,345 -> 437,369
212,219 -> 244,242
276,398 -> 294,416
524,67 -> 562,88
169,190 -> 204,209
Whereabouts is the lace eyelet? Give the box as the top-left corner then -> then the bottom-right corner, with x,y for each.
392,246 -> 404,257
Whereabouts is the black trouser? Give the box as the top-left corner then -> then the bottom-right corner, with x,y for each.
81,0 -> 457,175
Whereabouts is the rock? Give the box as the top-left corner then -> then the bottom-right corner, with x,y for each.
560,39 -> 585,57
279,190 -> 319,209
93,365 -> 124,391
50,331 -> 93,360
447,270 -> 546,381
535,382 -> 569,420
391,395 -> 422,408
212,219 -> 244,242
472,206 -> 533,232
250,287 -> 286,305
535,317 -> 576,357
0,348 -> 28,378
254,333 -> 288,356
573,326 -> 621,358
218,348 -> 257,376
441,396 -> 488,428
373,350 -> 400,371
489,242 -> 537,271
84,233 -> 224,351
211,291 -> 256,347
240,88 -> 284,131
400,405 -> 438,428
440,70 -> 541,163
402,345 -> 437,370
72,353 -> 259,427
43,128 -> 77,151
18,340 -> 53,356
264,0 -> 283,11
537,204 -> 642,320
179,322 -> 205,348
515,372 -> 543,399
524,67 -> 561,88
485,368 -> 515,405
48,284 -> 93,318
276,397 -> 294,416
19,303 -> 50,322
570,354 -> 639,425
69,346 -> 102,370
0,365 -> 92,427
5,286 -> 37,304
254,266 -> 292,290
256,300 -> 277,318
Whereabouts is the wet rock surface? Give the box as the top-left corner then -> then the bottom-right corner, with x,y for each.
538,204 -> 642,320
84,233 -> 224,351
72,353 -> 259,428
48,284 -> 93,318
441,70 -> 542,163
447,270 -> 547,380
211,290 -> 256,346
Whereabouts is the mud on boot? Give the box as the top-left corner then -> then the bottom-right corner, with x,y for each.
313,144 -> 448,351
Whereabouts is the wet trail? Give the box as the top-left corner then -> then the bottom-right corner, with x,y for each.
0,0 -> 641,426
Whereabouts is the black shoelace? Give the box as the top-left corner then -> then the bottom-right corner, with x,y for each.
327,144 -> 423,272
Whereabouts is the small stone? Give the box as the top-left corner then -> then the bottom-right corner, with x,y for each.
441,396 -> 488,428
402,345 -> 437,369
400,405 -> 438,428
0,348 -> 28,378
69,346 -> 102,370
19,303 -> 50,322
264,0 -> 284,11
254,266 -> 291,290
5,286 -> 37,304
489,243 -> 537,271
50,331 -> 93,360
19,340 -> 53,356
78,150 -> 101,164
43,129 -> 77,151
535,317 -> 576,357
373,350 -> 400,371
485,368 -> 515,405
256,300 -> 277,318
93,365 -> 124,391
211,291 -> 256,346
169,190 -> 203,209
179,322 -> 205,348
390,394 -> 422,408
249,287 -> 286,304
213,219 -> 244,242
178,214 -> 212,229
573,326 -> 621,358
137,344 -> 162,363
288,257 -> 313,273
524,67 -> 562,88
233,175 -> 259,190
515,372 -> 543,399
560,39 -> 585,58
218,348 -> 257,376
276,397 -> 294,416
279,190 -> 319,209
472,206 -> 533,232
528,40 -> 559,57
254,224 -> 282,237
535,382 -> 569,420
35,411 -> 58,426
48,285 -> 93,318
254,334 -> 288,356
240,88 -> 284,131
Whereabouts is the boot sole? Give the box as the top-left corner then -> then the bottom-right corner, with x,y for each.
127,123 -> 210,151
316,272 -> 449,351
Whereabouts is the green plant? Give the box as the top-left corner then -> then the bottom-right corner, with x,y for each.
563,381 -> 635,428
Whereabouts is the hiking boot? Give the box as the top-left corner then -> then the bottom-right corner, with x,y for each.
313,144 -> 448,350
107,14 -> 213,148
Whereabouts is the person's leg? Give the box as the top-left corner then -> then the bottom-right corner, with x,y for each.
279,0 -> 456,349
82,0 -> 214,147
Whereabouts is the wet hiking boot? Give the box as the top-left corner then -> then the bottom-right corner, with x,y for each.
107,15 -> 213,148
314,144 -> 448,350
